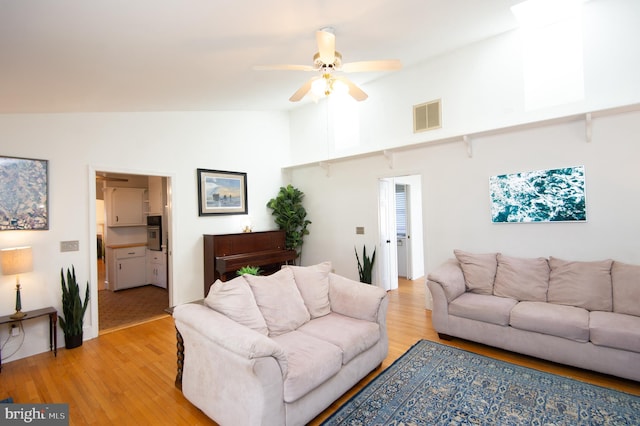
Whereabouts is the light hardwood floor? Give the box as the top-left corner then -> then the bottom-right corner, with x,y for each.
1,278 -> 638,425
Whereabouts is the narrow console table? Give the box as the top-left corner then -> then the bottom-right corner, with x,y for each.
0,307 -> 57,372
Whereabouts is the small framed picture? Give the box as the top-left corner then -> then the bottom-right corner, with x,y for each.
197,169 -> 248,216
0,155 -> 49,230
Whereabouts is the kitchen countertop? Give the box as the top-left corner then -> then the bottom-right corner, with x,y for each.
106,242 -> 147,249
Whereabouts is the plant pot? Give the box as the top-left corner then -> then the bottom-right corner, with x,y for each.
64,333 -> 83,349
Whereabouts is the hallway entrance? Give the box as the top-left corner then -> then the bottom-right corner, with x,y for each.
90,169 -> 174,333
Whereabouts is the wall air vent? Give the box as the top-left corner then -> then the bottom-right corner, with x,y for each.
413,99 -> 442,133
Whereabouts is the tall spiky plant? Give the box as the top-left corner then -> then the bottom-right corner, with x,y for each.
355,245 -> 376,284
59,266 -> 90,337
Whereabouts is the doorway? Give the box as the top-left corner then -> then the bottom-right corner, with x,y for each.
91,169 -> 174,333
378,174 -> 425,291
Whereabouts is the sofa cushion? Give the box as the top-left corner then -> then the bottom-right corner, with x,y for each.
448,292 -> 517,326
547,257 -> 613,311
510,301 -> 589,342
284,261 -> 332,319
271,331 -> 342,403
454,249 -> 498,295
245,268 -> 311,337
297,313 -> 380,364
611,261 -> 640,316
493,254 -> 549,302
590,311 -> 640,352
204,276 -> 268,335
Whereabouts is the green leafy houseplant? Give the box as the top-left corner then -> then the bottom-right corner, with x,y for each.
266,184 -> 311,264
355,245 -> 376,284
59,266 -> 90,349
236,265 -> 262,276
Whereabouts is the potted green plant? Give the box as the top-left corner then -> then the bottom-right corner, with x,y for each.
355,245 -> 376,284
59,266 -> 90,349
266,184 -> 311,264
236,265 -> 262,276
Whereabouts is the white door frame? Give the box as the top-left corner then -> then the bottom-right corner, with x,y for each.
395,182 -> 412,279
378,178 -> 398,291
378,174 -> 425,290
87,166 -> 175,338
395,175 -> 425,280
405,184 -> 413,278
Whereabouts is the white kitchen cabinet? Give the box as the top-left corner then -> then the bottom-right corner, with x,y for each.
146,249 -> 167,289
147,176 -> 165,216
106,187 -> 146,227
110,246 -> 147,291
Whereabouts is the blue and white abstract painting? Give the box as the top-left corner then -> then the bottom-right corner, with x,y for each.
489,166 -> 586,223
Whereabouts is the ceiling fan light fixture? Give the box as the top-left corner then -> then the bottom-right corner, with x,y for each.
330,78 -> 349,96
309,73 -> 349,99
260,28 -> 400,103
311,77 -> 329,97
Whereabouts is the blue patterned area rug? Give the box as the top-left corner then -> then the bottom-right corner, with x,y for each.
322,340 -> 640,425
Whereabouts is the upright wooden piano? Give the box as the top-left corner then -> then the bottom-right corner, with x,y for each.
203,230 -> 297,296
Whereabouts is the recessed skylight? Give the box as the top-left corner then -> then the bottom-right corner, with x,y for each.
511,0 -> 585,28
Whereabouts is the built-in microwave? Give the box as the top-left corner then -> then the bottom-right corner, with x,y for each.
147,215 -> 162,251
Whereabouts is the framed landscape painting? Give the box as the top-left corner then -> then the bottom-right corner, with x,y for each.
0,156 -> 49,230
197,169 -> 247,216
489,165 -> 586,223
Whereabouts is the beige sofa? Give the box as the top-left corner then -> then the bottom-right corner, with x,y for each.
427,250 -> 640,382
173,262 -> 388,426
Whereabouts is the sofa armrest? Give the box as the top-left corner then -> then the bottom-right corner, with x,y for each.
328,273 -> 388,323
174,303 -> 287,425
427,258 -> 466,302
173,303 -> 288,375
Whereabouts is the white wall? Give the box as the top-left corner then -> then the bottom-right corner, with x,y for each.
289,0 -> 640,165
291,110 -> 640,284
290,158 -> 388,281
287,0 -> 640,283
0,111 -> 289,362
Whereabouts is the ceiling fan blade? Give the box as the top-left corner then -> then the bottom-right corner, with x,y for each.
335,76 -> 368,101
289,77 -> 320,102
316,30 -> 336,64
341,59 -> 402,73
253,64 -> 315,71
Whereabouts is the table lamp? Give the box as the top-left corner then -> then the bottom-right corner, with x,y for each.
1,246 -> 33,319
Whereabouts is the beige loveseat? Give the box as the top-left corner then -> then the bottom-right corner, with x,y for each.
427,250 -> 640,382
173,262 -> 389,426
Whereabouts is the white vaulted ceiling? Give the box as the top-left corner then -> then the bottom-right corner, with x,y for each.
0,0 -> 521,113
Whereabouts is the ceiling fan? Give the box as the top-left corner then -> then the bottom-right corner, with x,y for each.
254,28 -> 402,102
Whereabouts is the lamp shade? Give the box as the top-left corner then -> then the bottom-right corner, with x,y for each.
1,246 -> 33,276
